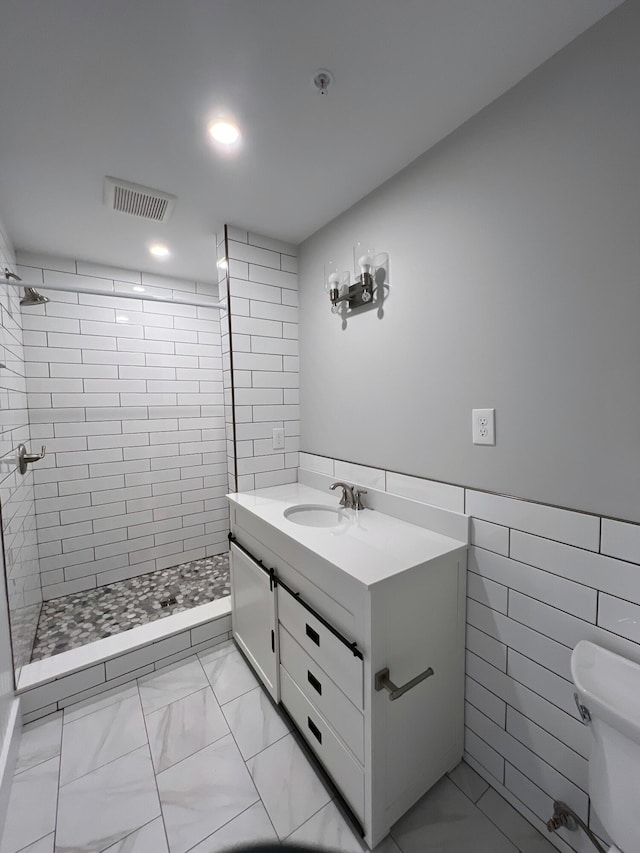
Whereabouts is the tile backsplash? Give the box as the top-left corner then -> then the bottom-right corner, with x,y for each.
17,252 -> 228,600
299,451 -> 640,853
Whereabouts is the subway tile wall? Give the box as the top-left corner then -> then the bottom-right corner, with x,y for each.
0,227 -> 40,676
298,452 -> 640,853
217,233 -> 235,494
220,227 -> 299,493
16,252 -> 228,600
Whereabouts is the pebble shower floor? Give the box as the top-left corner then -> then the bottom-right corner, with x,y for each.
31,553 -> 230,661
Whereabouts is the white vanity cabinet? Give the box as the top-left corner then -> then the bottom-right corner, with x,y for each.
228,483 -> 468,849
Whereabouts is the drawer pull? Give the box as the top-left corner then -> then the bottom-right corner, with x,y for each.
306,623 -> 320,646
375,665 -> 434,701
307,670 -> 322,695
307,716 -> 322,744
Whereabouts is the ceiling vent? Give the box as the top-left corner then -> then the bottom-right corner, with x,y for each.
103,177 -> 176,223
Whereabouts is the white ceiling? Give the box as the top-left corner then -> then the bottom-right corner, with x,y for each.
0,0 -> 623,282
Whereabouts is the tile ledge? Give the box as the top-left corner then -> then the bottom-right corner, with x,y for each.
18,598 -> 231,692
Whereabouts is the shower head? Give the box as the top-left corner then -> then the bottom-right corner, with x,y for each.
20,287 -> 50,306
3,270 -> 51,306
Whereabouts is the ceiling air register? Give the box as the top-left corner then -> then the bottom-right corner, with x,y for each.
103,177 -> 176,223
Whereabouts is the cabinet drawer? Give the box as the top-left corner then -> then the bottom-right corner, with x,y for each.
278,588 -> 363,709
279,625 -> 364,764
280,665 -> 365,821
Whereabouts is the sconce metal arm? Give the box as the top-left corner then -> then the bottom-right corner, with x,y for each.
329,272 -> 374,310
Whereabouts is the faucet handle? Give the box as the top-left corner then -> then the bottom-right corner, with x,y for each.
353,488 -> 367,510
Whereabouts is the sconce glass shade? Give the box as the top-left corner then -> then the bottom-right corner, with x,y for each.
324,263 -> 338,293
324,263 -> 349,294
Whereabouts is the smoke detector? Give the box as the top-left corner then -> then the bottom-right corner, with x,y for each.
103,177 -> 176,223
313,69 -> 333,95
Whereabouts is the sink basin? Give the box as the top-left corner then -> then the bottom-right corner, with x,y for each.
283,504 -> 348,528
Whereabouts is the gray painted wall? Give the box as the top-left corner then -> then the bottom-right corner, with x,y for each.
298,1 -> 640,523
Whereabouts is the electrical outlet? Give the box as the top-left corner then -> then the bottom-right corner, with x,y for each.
272,427 -> 285,450
472,408 -> 495,445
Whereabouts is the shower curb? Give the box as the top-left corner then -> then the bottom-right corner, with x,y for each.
17,598 -> 232,723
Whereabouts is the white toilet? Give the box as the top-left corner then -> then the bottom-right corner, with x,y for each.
571,640 -> 640,853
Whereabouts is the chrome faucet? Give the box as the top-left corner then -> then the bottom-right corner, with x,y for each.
330,482 -> 367,510
330,481 -> 354,508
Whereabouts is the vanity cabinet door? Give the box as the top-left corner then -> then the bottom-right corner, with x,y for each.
230,542 -> 279,701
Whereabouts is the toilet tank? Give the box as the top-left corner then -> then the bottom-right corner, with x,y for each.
571,641 -> 640,853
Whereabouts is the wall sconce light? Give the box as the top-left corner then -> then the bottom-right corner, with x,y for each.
325,243 -> 385,315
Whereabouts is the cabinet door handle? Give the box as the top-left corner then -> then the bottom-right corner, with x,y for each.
305,623 -> 320,646
307,716 -> 322,744
307,670 -> 322,695
375,666 -> 434,701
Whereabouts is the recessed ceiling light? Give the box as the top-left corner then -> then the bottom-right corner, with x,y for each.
208,120 -> 241,145
149,243 -> 170,258
133,285 -> 145,293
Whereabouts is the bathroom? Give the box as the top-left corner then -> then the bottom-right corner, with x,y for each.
1,1 -> 639,852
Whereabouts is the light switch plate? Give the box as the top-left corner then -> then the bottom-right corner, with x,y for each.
472,408 -> 495,445
272,427 -> 285,450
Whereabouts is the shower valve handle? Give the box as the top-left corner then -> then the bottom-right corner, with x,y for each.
17,444 -> 46,475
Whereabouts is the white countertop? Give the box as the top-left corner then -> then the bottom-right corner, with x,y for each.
228,483 -> 467,587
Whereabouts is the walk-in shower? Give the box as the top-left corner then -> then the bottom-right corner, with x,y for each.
1,262 -> 230,680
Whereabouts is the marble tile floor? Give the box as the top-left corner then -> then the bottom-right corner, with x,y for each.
31,554 -> 230,661
1,640 -> 557,853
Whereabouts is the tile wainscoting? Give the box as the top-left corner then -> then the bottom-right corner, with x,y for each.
299,452 -> 640,853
